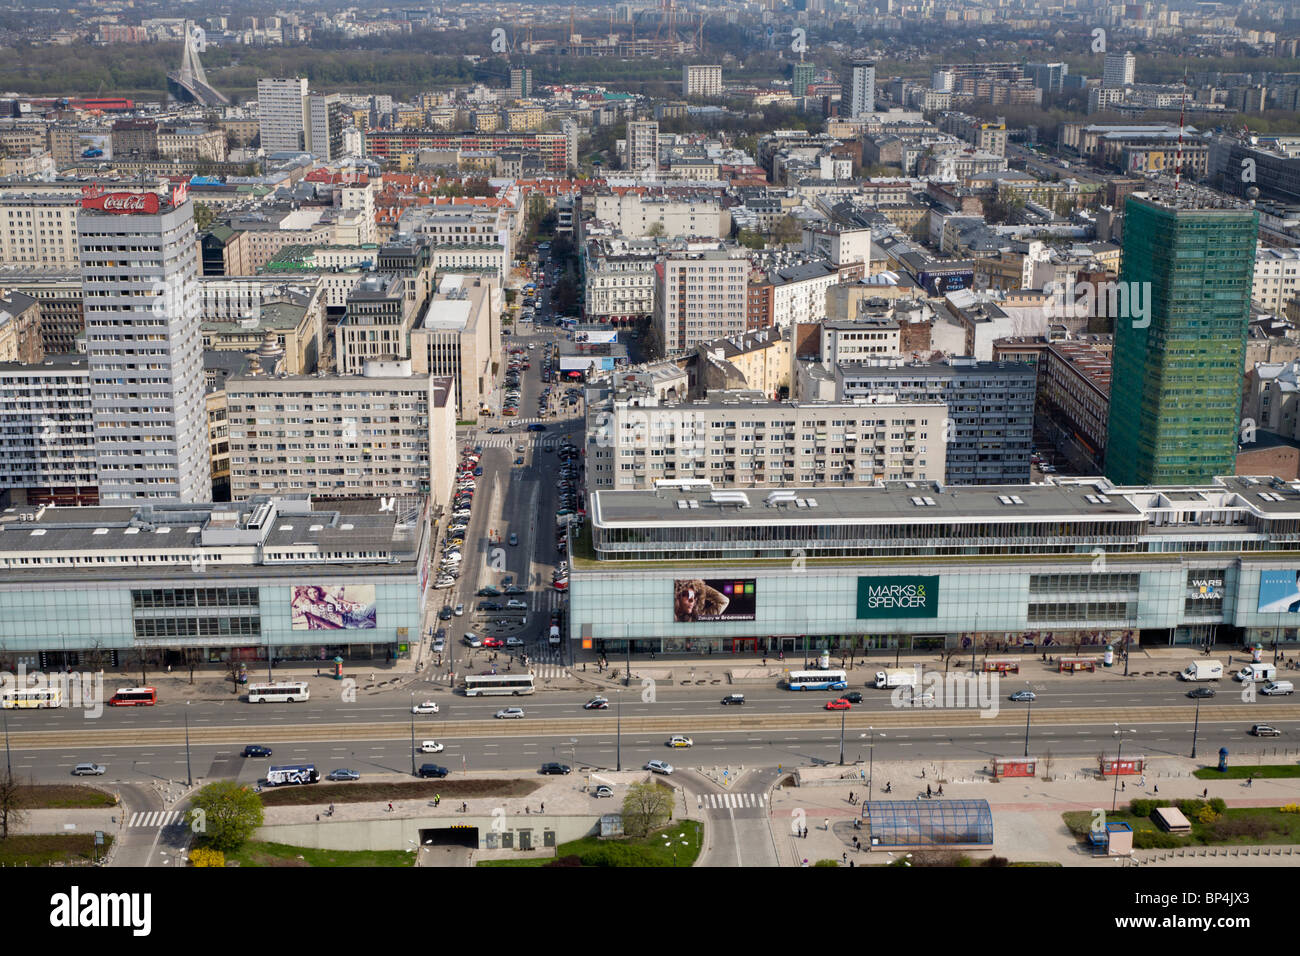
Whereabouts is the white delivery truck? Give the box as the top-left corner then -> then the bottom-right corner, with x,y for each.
1236,662 -> 1278,683
1180,660 -> 1224,681
875,667 -> 919,690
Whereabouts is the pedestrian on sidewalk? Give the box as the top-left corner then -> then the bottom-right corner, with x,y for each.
387,803 -> 394,812
1121,781 -> 1125,791
540,802 -> 544,813
1203,788 -> 1208,799
1247,777 -> 1253,788
1153,784 -> 1158,794
926,784 -> 932,798
823,818 -> 829,831
848,790 -> 854,805
842,851 -> 848,864
921,768 -> 925,779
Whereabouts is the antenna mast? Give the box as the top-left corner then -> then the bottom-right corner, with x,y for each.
1174,67 -> 1187,193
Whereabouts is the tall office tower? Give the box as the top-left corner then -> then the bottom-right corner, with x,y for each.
792,62 -> 816,97
849,60 -> 876,117
257,77 -> 309,153
79,186 -> 211,502
510,68 -> 532,99
1105,194 -> 1259,486
1102,51 -> 1136,88
623,120 -> 659,173
306,92 -> 346,160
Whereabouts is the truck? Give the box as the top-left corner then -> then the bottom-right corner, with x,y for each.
549,624 -> 561,646
1236,662 -> 1278,683
874,667 -> 919,690
265,764 -> 319,786
1180,660 -> 1224,682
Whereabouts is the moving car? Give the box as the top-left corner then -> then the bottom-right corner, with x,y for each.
412,700 -> 440,714
495,707 -> 525,719
418,764 -> 449,778
477,586 -> 502,596
645,759 -> 674,775
1009,690 -> 1036,702
241,745 -> 272,758
668,735 -> 694,748
463,634 -> 483,647
592,785 -> 614,798
721,693 -> 745,705
505,637 -> 524,647
507,599 -> 527,609
825,698 -> 852,710
483,637 -> 504,648
454,603 -> 465,617
420,740 -> 445,753
509,533 -> 519,546
72,763 -> 106,776
438,606 -> 454,621
432,635 -> 446,653
327,769 -> 361,781
540,762 -> 572,775
1251,724 -> 1282,737
1187,686 -> 1217,699
584,697 -> 609,710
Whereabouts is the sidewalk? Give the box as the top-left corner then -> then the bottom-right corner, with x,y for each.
766,755 -> 1300,867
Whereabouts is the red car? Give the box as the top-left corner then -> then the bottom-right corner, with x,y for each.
482,637 -> 504,648
825,698 -> 852,711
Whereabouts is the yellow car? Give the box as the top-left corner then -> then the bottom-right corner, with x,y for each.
668,735 -> 694,748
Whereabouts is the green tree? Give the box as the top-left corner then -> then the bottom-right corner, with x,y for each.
192,202 -> 215,232
646,221 -> 666,238
736,228 -> 766,250
771,215 -> 803,245
621,781 -> 673,838
188,780 -> 264,852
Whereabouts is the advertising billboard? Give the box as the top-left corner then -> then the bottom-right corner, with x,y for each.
673,578 -> 756,622
857,576 -> 940,619
1257,570 -> 1300,613
291,585 -> 377,630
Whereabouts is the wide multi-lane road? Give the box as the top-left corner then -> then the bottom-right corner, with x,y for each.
5,677 -> 1298,784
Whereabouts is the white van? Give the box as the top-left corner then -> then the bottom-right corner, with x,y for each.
1261,680 -> 1295,696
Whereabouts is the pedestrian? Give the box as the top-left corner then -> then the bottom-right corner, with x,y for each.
926,784 -> 932,798
921,768 -> 925,778
540,802 -> 544,813
316,814 -> 320,822
1121,781 -> 1125,791
823,817 -> 829,831
525,805 -> 530,814
435,794 -> 440,806
1247,777 -> 1253,788
848,790 -> 854,805
849,859 -> 855,868
387,802 -> 394,812
842,851 -> 848,864
1153,784 -> 1158,794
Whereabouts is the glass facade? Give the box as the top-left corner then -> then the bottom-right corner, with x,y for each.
1106,198 -> 1259,485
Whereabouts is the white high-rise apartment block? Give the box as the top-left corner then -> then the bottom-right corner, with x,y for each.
1102,51 -> 1136,88
623,121 -> 660,173
654,248 -> 748,354
257,77 -> 309,153
849,60 -> 876,117
682,65 -> 723,98
78,188 -> 210,502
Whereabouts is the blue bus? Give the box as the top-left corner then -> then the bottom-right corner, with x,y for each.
785,670 -> 849,691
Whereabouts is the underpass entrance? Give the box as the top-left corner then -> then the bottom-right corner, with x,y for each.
421,825 -> 478,848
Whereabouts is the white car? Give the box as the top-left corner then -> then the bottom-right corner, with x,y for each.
494,707 -> 525,719
412,701 -> 440,714
463,633 -> 482,647
668,735 -> 694,748
420,740 -> 444,753
505,636 -> 524,647
454,603 -> 465,617
507,599 -> 527,609
432,637 -> 446,652
645,760 -> 674,775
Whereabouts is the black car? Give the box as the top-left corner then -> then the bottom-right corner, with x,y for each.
721,694 -> 746,705
479,601 -> 503,611
477,586 -> 501,596
840,691 -> 864,704
242,745 -> 272,758
540,762 -> 572,775
1187,686 -> 1217,699
418,764 -> 450,778
439,606 -> 454,620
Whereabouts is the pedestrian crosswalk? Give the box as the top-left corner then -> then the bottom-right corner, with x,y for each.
698,792 -> 767,810
128,810 -> 185,828
533,664 -> 569,680
530,589 -> 567,612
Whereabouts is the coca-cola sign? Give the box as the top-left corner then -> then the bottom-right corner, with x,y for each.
81,191 -> 160,214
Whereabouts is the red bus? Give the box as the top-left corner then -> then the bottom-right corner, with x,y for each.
109,686 -> 157,706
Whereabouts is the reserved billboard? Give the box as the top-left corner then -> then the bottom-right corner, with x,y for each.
857,576 -> 940,619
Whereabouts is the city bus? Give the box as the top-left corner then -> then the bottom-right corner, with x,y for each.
785,670 -> 849,691
266,764 -> 320,786
0,687 -> 63,709
109,686 -> 157,706
463,674 -> 535,697
246,681 -> 311,703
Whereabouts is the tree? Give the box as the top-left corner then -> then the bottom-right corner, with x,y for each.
192,202 -> 215,232
736,228 -> 765,250
225,658 -> 243,694
645,221 -> 665,238
621,781 -> 673,838
185,647 -> 202,685
771,215 -> 802,245
188,780 -> 264,853
1041,750 -> 1055,782
0,771 -> 27,839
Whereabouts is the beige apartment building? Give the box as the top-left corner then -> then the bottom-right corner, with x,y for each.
0,191 -> 81,268
225,364 -> 456,506
654,247 -> 750,354
586,387 -> 948,490
410,274 -> 498,420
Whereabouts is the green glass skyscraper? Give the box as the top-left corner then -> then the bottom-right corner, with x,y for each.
792,62 -> 816,97
1105,194 -> 1259,486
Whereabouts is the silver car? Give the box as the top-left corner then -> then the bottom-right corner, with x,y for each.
72,763 -> 105,775
494,707 -> 525,719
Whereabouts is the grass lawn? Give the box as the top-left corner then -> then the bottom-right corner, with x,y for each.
1193,766 -> 1300,780
1064,806 -> 1300,847
0,833 -> 112,866
225,840 -> 415,868
259,778 -> 540,807
479,820 -> 703,867
17,784 -> 117,809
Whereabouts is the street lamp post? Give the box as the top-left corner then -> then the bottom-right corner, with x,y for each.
184,701 -> 192,787
2,706 -> 11,779
616,689 -> 622,772
410,692 -> 416,776
1190,697 -> 1201,759
1111,725 -> 1137,813
1023,685 -> 1033,758
838,705 -> 847,765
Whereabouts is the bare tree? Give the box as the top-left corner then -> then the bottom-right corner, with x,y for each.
185,647 -> 202,685
0,771 -> 27,839
226,658 -> 243,695
133,648 -> 149,687
1041,750 -> 1055,782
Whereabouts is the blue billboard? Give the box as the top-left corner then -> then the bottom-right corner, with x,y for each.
1257,570 -> 1300,613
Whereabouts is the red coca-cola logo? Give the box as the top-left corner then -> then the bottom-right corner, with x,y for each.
81,191 -> 160,214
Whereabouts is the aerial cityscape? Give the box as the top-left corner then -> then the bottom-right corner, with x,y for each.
0,0 -> 1297,905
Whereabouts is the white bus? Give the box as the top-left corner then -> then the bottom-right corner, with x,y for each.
785,670 -> 849,691
246,681 -> 310,703
0,687 -> 63,709
463,674 -> 535,697
266,764 -> 319,786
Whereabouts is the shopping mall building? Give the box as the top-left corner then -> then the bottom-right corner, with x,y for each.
0,495 -> 431,671
568,475 -> 1300,656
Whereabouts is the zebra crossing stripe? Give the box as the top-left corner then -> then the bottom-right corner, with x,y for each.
129,810 -> 183,828
697,793 -> 766,809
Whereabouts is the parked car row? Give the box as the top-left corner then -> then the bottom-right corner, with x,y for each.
435,447 -> 482,588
